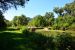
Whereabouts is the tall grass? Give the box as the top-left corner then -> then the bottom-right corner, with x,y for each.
21,28 -> 75,50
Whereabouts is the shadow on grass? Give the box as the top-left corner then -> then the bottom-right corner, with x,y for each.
6,28 -> 20,31
0,27 -> 20,32
0,30 -> 55,50
0,32 -> 23,50
0,30 -> 75,50
0,27 -> 7,31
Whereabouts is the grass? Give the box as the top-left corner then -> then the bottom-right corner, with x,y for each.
0,27 -> 21,33
35,29 -> 75,36
0,28 -> 56,50
0,27 -> 75,37
0,27 -> 75,50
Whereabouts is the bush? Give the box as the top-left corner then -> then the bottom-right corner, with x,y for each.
53,24 -> 60,30
69,23 -> 75,30
20,26 -> 29,34
55,32 -> 74,50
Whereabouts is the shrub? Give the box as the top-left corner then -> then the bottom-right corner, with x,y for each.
55,32 -> 74,50
20,26 -> 29,34
69,23 -> 75,30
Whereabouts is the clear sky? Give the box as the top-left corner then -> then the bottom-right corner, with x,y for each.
3,0 -> 73,21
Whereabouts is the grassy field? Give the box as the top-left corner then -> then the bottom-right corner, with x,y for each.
0,27 -> 75,36
0,27 -> 75,50
35,29 -> 75,37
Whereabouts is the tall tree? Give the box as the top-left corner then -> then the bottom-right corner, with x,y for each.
44,12 -> 54,26
0,10 -> 6,28
64,1 -> 75,16
0,0 -> 29,28
53,7 -> 64,16
4,19 -> 12,27
13,15 -> 29,26
28,15 -> 46,27
0,0 -> 29,11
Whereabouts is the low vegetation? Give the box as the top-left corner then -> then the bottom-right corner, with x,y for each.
0,27 -> 75,50
0,0 -> 75,50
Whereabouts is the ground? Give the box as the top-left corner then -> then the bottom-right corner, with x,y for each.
0,27 -> 75,50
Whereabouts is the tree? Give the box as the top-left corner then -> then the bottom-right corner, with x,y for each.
45,12 -> 54,19
64,1 -> 75,16
28,15 -> 46,27
0,0 -> 29,11
53,16 -> 63,30
53,7 -> 64,16
20,15 -> 29,25
4,20 -> 12,27
53,14 -> 75,30
12,15 -> 29,27
53,0 -> 75,30
0,0 -> 29,28
0,11 -> 7,28
44,12 -> 54,26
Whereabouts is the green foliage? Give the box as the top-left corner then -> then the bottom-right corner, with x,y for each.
0,0 -> 29,11
53,7 -> 64,16
44,12 -> 54,26
28,12 -> 55,27
45,12 -> 54,19
55,33 -> 74,50
53,23 -> 60,30
21,26 -> 29,34
0,11 -> 7,28
52,1 -> 75,30
64,1 -> 75,16
69,23 -> 75,30
4,20 -> 12,27
1,0 -> 75,50
53,14 -> 75,30
12,15 -> 29,27
53,16 -> 64,30
28,15 -> 46,27
0,28 -> 75,50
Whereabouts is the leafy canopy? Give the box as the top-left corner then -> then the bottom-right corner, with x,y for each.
0,0 -> 29,11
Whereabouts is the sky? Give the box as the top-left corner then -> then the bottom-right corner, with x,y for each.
3,0 -> 73,21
